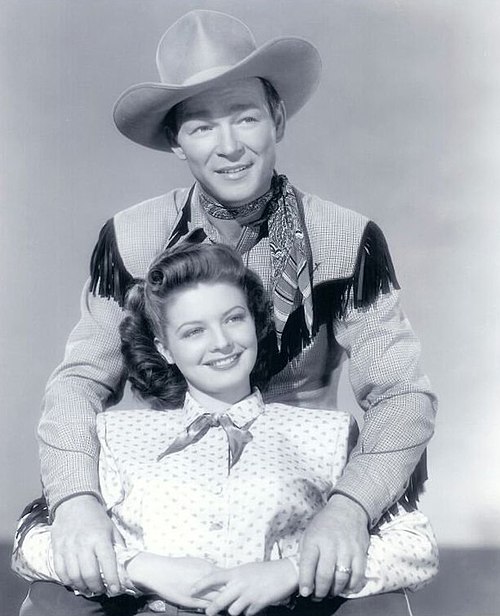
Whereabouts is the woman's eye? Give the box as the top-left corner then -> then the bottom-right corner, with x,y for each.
183,327 -> 204,338
227,313 -> 246,323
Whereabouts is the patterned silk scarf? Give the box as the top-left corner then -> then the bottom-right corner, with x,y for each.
198,174 -> 314,349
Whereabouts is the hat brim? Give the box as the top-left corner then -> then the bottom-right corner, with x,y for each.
113,37 -> 321,152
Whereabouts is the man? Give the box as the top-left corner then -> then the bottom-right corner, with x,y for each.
21,9 -> 436,616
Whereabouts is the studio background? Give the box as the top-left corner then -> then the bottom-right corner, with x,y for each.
1,0 -> 499,589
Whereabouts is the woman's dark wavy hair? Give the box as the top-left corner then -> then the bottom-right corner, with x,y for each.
120,243 -> 275,409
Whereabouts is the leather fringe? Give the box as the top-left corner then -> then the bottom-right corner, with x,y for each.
13,496 -> 49,554
89,218 -> 135,307
378,451 -> 428,526
278,220 -> 400,366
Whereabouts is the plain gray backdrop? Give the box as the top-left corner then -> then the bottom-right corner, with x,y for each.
1,0 -> 499,549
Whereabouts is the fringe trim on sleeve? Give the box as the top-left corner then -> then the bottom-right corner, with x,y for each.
13,496 -> 49,555
89,218 -> 135,307
377,451 -> 428,526
277,220 -> 400,367
352,220 -> 400,308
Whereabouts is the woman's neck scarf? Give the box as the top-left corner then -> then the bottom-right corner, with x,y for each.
198,174 -> 313,350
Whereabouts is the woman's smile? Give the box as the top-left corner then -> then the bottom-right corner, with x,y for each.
157,281 -> 258,404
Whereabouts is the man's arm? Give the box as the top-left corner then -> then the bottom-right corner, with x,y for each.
37,279 -> 128,594
299,285 -> 436,598
331,286 -> 437,525
39,280 -> 127,514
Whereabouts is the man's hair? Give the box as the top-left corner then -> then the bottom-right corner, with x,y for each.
120,242 -> 274,408
162,78 -> 283,148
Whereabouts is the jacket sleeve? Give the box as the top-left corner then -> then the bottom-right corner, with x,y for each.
38,280 -> 128,517
331,286 -> 437,526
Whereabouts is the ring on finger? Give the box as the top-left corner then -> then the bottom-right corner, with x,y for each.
335,565 -> 352,575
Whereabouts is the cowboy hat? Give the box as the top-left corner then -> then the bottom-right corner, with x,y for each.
113,10 -> 322,152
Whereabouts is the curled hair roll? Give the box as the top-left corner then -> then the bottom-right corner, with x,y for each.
120,281 -> 187,408
120,243 -> 275,409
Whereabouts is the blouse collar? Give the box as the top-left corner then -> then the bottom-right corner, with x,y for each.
182,388 -> 265,429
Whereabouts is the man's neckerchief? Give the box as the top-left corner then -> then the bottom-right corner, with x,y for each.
198,174 -> 313,349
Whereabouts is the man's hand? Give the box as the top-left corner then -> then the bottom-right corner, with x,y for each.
192,559 -> 298,616
51,494 -> 123,596
299,494 -> 370,599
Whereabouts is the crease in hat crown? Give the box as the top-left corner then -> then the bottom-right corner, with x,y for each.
113,9 -> 322,152
156,10 -> 258,86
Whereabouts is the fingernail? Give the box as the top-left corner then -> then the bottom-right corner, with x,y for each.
300,586 -> 311,596
109,585 -> 119,595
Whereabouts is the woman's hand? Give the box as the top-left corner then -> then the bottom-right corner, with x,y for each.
298,494 -> 369,598
51,494 -> 123,596
127,554 -> 220,609
191,559 -> 298,616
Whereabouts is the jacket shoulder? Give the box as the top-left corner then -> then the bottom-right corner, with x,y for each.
298,189 -> 370,280
113,188 -> 191,278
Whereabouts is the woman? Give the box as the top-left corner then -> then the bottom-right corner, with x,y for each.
13,243 -> 438,616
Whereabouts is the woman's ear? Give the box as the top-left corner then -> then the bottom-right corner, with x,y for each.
155,338 -> 175,364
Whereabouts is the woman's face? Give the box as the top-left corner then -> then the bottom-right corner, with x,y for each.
156,281 -> 258,405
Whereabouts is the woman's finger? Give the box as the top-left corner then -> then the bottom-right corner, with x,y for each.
191,570 -> 229,595
205,586 -> 242,616
226,596 -> 251,616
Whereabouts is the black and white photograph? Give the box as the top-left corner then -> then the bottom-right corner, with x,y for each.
1,2 -> 499,615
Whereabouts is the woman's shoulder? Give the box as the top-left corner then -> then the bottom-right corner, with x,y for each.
96,408 -> 183,441
262,402 -> 354,432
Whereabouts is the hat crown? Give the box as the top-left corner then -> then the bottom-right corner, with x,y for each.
157,10 -> 258,86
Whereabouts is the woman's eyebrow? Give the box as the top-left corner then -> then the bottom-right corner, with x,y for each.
175,320 -> 202,334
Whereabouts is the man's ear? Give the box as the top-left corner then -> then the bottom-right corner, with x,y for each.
275,101 -> 287,143
155,338 -> 175,364
171,144 -> 187,161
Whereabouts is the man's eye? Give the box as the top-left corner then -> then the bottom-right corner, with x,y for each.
191,125 -> 211,134
239,116 -> 258,124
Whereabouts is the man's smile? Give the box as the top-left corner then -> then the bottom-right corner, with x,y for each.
215,163 -> 253,177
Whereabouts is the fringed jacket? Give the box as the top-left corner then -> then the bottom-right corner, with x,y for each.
38,184 -> 437,527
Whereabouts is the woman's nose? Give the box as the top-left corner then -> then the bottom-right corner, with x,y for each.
209,326 -> 232,352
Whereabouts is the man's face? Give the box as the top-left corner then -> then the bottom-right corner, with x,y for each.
172,78 -> 284,207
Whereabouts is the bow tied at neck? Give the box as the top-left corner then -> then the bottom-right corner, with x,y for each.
157,412 -> 254,469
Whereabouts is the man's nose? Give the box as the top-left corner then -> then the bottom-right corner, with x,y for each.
216,124 -> 244,158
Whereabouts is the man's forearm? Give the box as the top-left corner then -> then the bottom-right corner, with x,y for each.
38,281 -> 127,513
331,392 -> 435,526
